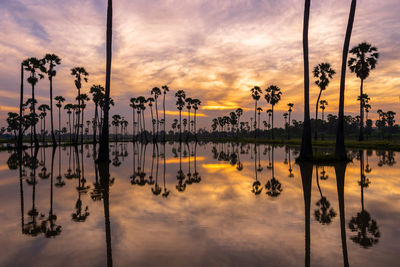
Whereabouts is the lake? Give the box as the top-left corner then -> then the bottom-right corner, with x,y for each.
0,142 -> 399,267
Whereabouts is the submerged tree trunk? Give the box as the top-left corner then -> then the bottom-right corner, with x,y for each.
300,0 -> 313,160
335,0 -> 357,160
99,0 -> 113,162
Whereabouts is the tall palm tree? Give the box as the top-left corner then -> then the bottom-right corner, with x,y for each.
22,57 -> 45,148
300,0 -> 312,160
90,85 -> 105,144
287,103 -> 294,139
55,96 -> 65,144
129,97 -> 137,140
99,0 -> 113,161
18,63 -> 24,148
71,67 -> 89,144
348,42 -> 379,141
250,86 -> 262,138
192,99 -> 201,139
265,85 -> 282,140
161,85 -> 169,142
147,97 -> 156,138
38,104 -> 50,144
175,90 -> 186,142
42,54 -> 61,147
64,104 -> 73,143
77,93 -> 90,143
185,97 -> 193,139
335,0 -> 357,160
313,63 -> 335,140
151,87 -> 162,139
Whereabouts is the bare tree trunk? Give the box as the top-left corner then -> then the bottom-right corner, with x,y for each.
336,0 -> 357,160
300,0 -> 313,160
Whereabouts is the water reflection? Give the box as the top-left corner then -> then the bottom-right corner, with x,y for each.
1,142 -> 399,266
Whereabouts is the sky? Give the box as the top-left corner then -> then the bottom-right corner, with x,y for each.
0,0 -> 399,130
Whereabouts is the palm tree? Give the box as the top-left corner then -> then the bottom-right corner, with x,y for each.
287,103 -> 294,139
98,0 -> 113,162
18,63 -> 24,148
71,67 -> 89,144
111,114 -> 121,141
151,87 -> 162,139
64,104 -> 73,143
175,90 -> 186,142
77,93 -> 90,143
55,96 -> 65,144
192,99 -> 201,139
265,85 -> 282,140
22,57 -> 45,148
300,0 -> 312,160
314,166 -> 336,225
185,97 -> 193,139
348,42 -> 379,141
42,54 -> 61,147
90,85 -> 105,144
129,97 -> 137,140
250,86 -> 262,138
38,104 -> 50,144
313,63 -> 335,140
147,97 -> 156,138
319,100 -> 328,121
161,85 -> 169,142
335,0 -> 357,160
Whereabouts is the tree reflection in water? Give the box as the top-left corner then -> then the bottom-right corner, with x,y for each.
314,165 -> 336,225
348,150 -> 380,248
265,146 -> 283,197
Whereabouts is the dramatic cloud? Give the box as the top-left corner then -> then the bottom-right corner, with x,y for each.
0,0 -> 399,129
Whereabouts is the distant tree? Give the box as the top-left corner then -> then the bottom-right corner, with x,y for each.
265,85 -> 282,140
250,86 -> 262,138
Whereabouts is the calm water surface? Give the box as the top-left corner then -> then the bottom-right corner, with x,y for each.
0,142 -> 399,267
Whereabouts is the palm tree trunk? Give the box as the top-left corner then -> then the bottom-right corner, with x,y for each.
94,104 -> 98,144
18,63 -> 24,148
300,0 -> 312,160
68,113 -> 72,143
336,0 -> 357,160
299,162 -> 312,267
155,97 -> 159,140
131,108 -> 135,141
288,111 -> 291,140
99,0 -> 113,161
31,82 -> 39,148
254,100 -> 257,138
50,77 -> 57,146
75,89 -> 80,144
179,110 -> 182,142
359,78 -> 364,141
163,93 -> 166,142
194,109 -> 197,140
315,89 -> 322,140
150,105 -> 155,139
58,107 -> 61,144
272,106 -> 275,140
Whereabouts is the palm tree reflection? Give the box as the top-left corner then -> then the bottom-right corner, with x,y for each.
348,151 -> 380,248
314,165 -> 336,225
265,146 -> 282,197
251,144 -> 262,195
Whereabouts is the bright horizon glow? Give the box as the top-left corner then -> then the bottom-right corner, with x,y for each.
0,0 -> 399,130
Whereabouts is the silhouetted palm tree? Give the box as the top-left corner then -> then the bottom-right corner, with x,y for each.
250,86 -> 262,138
265,146 -> 282,197
23,57 -> 45,148
161,85 -> 169,142
38,104 -> 50,144
336,0 -> 357,160
42,54 -> 61,147
287,103 -> 294,139
64,103 -> 73,143
99,0 -> 113,162
151,87 -> 162,139
175,90 -> 186,142
348,42 -> 379,141
265,85 -> 282,140
314,166 -> 336,224
90,85 -> 105,144
18,63 -> 24,148
55,96 -> 65,144
313,62 -> 335,140
71,67 -> 89,144
300,0 -> 312,160
192,99 -> 201,139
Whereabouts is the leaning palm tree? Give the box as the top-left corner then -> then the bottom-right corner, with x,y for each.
71,67 -> 89,144
348,42 -> 379,141
55,96 -> 65,144
161,85 -> 169,142
250,86 -> 262,138
22,57 -> 45,148
42,54 -> 61,147
300,0 -> 312,160
265,85 -> 282,140
98,0 -> 113,162
175,90 -> 186,142
335,0 -> 357,160
313,62 -> 335,140
151,87 -> 162,139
